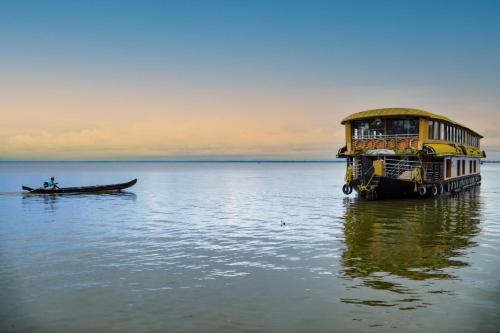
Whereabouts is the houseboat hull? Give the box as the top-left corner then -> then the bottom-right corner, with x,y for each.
349,174 -> 481,200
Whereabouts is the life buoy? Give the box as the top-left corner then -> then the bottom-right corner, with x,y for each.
446,182 -> 451,192
430,184 -> 438,196
438,183 -> 444,194
478,174 -> 481,182
418,185 -> 427,197
342,184 -> 353,195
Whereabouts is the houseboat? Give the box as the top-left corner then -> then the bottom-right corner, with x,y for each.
337,108 -> 485,200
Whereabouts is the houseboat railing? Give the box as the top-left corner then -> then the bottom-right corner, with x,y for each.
421,162 -> 442,182
352,157 -> 441,182
353,162 -> 362,179
384,158 -> 440,181
384,158 -> 420,179
352,134 -> 419,150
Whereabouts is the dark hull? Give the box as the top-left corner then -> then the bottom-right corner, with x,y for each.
350,174 -> 480,199
22,179 -> 137,194
352,177 -> 415,198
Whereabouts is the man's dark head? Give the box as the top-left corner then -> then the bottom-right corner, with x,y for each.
51,177 -> 54,181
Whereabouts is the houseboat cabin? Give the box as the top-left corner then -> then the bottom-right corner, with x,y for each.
337,108 -> 485,200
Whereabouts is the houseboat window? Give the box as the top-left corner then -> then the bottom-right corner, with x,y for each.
428,120 -> 434,139
457,159 -> 461,176
446,159 -> 452,178
387,119 -> 418,136
462,160 -> 466,174
440,123 -> 445,140
435,121 -> 440,139
447,125 -> 451,141
469,160 -> 472,174
474,160 -> 477,173
352,119 -> 384,138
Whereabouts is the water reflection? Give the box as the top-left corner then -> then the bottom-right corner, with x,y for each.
341,188 -> 481,308
21,192 -> 137,212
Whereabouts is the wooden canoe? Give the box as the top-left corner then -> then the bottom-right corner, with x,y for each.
22,179 -> 137,194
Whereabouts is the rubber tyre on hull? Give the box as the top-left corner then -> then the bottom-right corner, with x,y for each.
418,185 -> 427,197
430,184 -> 438,197
438,183 -> 444,194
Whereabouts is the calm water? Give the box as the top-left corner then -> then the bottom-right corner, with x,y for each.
1,162 -> 499,332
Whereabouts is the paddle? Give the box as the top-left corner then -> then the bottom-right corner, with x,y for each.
22,186 -> 34,191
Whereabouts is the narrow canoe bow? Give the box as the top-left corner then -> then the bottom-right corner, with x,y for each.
22,179 -> 137,194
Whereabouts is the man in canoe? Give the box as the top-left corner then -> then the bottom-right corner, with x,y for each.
45,177 -> 60,190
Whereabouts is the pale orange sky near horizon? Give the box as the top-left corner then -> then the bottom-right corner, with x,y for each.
2,75 -> 499,160
1,1 -> 500,160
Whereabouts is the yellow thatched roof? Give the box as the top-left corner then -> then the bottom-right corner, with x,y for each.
341,108 -> 483,138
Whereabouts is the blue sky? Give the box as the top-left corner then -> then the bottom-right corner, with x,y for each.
1,0 -> 499,159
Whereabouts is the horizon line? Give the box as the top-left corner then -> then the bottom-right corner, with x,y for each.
0,160 -> 499,163
0,159 -> 343,163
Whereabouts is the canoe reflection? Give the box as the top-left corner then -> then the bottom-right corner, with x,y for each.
341,188 -> 481,307
22,192 -> 137,212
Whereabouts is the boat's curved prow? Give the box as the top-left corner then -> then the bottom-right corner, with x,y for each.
120,178 -> 138,190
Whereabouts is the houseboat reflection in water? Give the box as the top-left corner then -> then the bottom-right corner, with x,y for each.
340,188 -> 481,308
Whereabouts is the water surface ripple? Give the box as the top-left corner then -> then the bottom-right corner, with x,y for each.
1,162 -> 499,332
